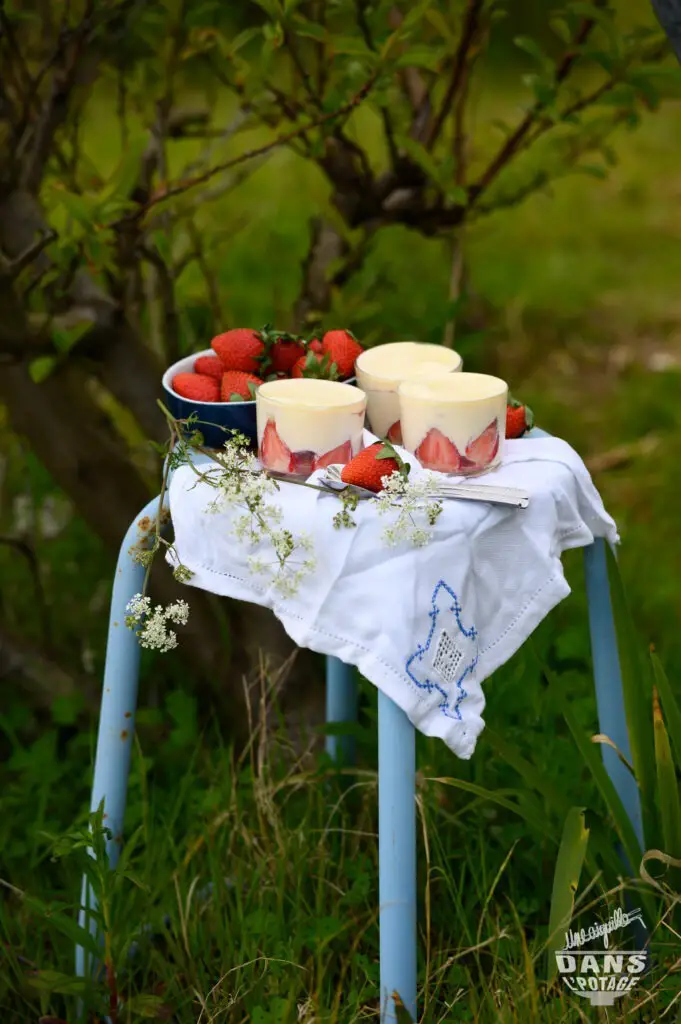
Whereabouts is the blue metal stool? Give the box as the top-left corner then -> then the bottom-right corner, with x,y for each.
76,436 -> 643,1022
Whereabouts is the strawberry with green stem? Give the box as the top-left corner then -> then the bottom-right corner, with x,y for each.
506,397 -> 534,439
340,438 -> 410,493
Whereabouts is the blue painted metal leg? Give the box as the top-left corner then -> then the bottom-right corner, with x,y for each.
583,538 -> 645,851
378,691 -> 417,1023
325,656 -> 358,765
76,495 -> 166,981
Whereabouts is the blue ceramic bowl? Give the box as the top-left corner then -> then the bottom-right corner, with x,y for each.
162,348 -> 258,449
163,348 -> 359,450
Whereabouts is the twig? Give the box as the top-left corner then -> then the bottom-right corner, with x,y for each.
423,0 -> 485,150
585,434 -> 660,474
0,228 -> 57,281
468,16 -> 597,206
355,0 -> 400,168
115,71 -> 381,226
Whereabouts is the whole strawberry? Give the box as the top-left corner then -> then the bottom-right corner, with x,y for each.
211,328 -> 264,374
506,397 -> 534,439
172,372 -> 220,403
340,442 -> 402,493
257,325 -> 306,375
291,351 -> 340,380
220,371 -> 262,402
194,354 -> 224,380
321,329 -> 363,379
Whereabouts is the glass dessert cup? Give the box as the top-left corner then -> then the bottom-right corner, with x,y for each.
355,341 -> 462,445
256,378 -> 367,479
398,373 -> 508,476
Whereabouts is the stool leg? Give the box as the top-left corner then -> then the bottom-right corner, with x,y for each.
76,496 -> 166,980
378,691 -> 417,1022
325,656 -> 358,765
583,539 -> 645,852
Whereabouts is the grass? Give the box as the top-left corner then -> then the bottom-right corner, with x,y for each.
1,658 -> 678,1022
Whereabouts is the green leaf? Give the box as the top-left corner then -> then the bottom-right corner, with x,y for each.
651,651 -> 681,769
546,808 -> 590,984
27,970 -> 87,995
542,668 -> 646,886
396,135 -> 442,187
123,993 -> 168,1016
99,137 -> 148,202
29,357 -> 58,383
653,687 -> 681,860
550,17 -> 572,44
445,184 -> 468,205
292,16 -> 326,42
58,190 -> 95,225
329,35 -> 374,57
605,545 -> 657,846
52,319 -> 93,353
577,164 -> 608,179
395,45 -> 447,71
229,26 -> 263,53
23,897 -> 102,958
514,35 -> 553,71
428,776 -> 559,843
151,230 -> 172,267
425,7 -> 456,42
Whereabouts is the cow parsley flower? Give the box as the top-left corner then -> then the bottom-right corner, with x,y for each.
125,595 -> 190,652
373,470 -> 443,547
204,433 -> 317,597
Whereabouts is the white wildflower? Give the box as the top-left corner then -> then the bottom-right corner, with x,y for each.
125,593 -> 189,653
202,436 -> 317,598
373,470 -> 443,548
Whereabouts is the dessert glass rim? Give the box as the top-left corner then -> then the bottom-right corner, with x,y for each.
356,341 -> 462,369
257,377 -> 366,411
398,371 -> 507,403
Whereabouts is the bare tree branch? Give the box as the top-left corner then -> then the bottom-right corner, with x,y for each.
0,228 -> 57,281
422,0 -> 485,150
468,16 -> 598,206
118,70 -> 381,225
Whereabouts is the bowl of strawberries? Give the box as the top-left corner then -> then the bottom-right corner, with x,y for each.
162,325 -> 364,449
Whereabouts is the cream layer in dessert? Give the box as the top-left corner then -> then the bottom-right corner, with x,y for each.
355,342 -> 462,442
398,373 -> 508,475
256,378 -> 366,477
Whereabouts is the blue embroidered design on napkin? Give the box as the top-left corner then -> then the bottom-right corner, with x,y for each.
405,580 -> 479,719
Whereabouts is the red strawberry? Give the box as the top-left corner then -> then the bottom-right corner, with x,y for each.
211,328 -> 264,373
291,351 -> 340,380
289,450 -> 316,477
465,420 -> 499,467
270,338 -> 305,374
172,372 -> 220,403
220,371 -> 262,402
321,330 -> 363,379
506,399 -> 534,439
415,428 -> 472,473
387,420 -> 403,445
314,440 -> 353,470
340,442 -> 400,493
259,420 -> 291,473
307,338 -> 324,355
194,355 -> 224,380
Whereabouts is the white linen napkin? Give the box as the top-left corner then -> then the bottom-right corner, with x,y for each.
166,432 -> 617,758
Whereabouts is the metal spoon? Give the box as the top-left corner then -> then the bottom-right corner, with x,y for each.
321,466 -> 530,509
